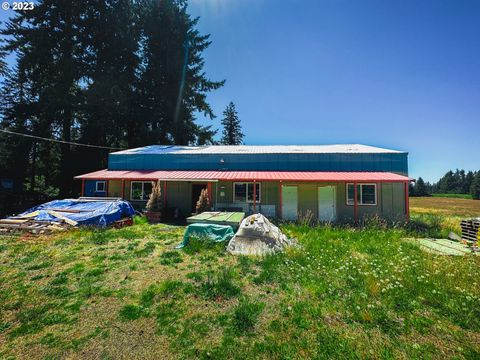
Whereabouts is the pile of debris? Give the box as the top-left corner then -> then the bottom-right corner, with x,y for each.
0,198 -> 135,234
461,218 -> 479,252
0,216 -> 74,234
227,214 -> 296,256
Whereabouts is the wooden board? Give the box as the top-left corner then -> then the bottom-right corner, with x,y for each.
187,212 -> 245,228
409,238 -> 479,256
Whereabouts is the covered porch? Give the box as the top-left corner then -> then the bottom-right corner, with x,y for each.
74,170 -> 412,222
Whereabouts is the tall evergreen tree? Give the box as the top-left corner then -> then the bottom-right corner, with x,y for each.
0,65 -> 35,193
136,0 -> 224,146
436,170 -> 456,193
0,0 -> 223,203
220,102 -> 244,145
1,1 -> 88,196
464,171 -> 475,194
415,177 -> 429,196
471,172 -> 480,200
76,0 -> 140,173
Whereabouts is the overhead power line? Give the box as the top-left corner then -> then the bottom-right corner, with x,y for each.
0,129 -> 125,150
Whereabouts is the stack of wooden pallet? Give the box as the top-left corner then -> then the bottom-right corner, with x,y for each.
460,218 -> 479,252
0,218 -> 73,234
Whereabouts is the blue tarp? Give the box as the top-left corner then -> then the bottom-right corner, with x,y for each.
14,199 -> 135,227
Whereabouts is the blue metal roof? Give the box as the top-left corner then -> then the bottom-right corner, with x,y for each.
108,144 -> 409,175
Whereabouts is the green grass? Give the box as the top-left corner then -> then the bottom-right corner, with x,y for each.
233,297 -> 265,333
0,214 -> 479,359
431,193 -> 473,199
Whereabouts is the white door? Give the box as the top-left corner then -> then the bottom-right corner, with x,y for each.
318,186 -> 336,222
282,186 -> 298,220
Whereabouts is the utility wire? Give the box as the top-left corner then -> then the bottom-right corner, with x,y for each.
0,129 -> 125,150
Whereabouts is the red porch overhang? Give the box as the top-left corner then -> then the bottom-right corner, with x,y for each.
74,169 -> 412,182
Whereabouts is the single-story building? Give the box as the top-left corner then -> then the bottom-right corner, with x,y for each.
75,144 -> 412,223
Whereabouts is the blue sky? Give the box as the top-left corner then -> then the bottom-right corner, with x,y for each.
1,1 -> 479,182
188,0 -> 480,182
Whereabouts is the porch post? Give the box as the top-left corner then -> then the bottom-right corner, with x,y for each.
121,179 -> 125,199
207,182 -> 212,210
353,182 -> 358,225
253,180 -> 257,213
163,181 -> 167,209
279,180 -> 283,219
404,181 -> 409,222
106,180 -> 109,197
81,179 -> 85,197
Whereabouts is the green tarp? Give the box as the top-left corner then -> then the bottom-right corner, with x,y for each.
176,223 -> 235,248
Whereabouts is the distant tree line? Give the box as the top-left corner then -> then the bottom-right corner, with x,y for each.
0,0 -> 227,198
410,169 -> 480,200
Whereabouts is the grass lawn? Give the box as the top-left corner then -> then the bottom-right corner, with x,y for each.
431,194 -> 473,200
1,204 -> 479,359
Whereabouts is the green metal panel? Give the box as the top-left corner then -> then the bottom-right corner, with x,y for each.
392,182 -> 406,220
108,180 -> 122,198
124,180 -> 131,200
335,182 -> 352,222
261,182 -> 279,205
381,183 -> 395,220
297,184 -> 318,218
216,181 -> 233,204
166,182 -> 192,216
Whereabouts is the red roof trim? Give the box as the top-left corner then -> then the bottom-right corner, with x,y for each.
74,169 -> 411,182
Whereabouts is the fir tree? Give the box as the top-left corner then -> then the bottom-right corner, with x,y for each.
415,177 -> 429,196
1,1 -> 88,196
464,171 -> 475,194
0,0 -> 223,203
137,0 -> 224,145
470,172 -> 480,200
220,102 -> 244,145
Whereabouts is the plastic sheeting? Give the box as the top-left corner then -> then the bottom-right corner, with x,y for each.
14,199 -> 135,227
227,214 -> 296,256
177,223 -> 235,248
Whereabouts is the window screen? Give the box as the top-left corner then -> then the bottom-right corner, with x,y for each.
346,184 -> 376,205
234,182 -> 261,202
131,182 -> 153,200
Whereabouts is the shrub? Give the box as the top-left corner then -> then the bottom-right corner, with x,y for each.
195,188 -> 210,214
233,297 -> 265,333
297,210 -> 316,226
146,180 -> 163,212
